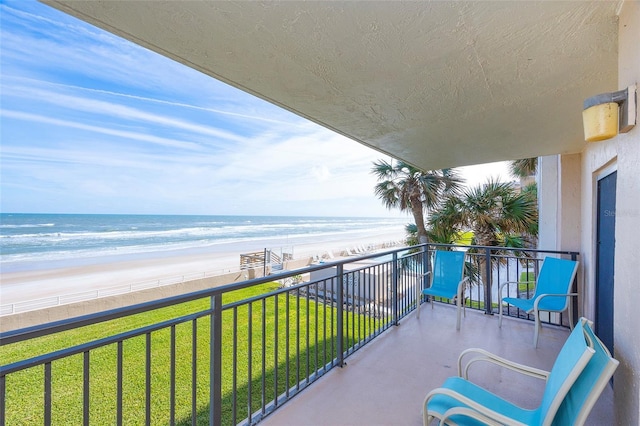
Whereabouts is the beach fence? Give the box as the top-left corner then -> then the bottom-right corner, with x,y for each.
0,269 -> 231,316
240,248 -> 293,272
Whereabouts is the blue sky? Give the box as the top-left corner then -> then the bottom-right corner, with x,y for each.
0,1 -> 509,217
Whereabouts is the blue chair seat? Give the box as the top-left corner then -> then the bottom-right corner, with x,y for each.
423,287 -> 458,300
427,376 -> 539,425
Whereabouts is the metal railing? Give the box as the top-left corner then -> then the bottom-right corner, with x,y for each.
424,244 -> 579,326
0,244 -> 578,425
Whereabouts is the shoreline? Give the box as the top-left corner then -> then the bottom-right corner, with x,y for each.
1,228 -> 406,306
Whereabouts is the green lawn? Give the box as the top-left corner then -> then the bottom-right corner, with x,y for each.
1,283 -> 376,425
519,271 -> 536,292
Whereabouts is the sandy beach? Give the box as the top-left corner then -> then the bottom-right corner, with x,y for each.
0,228 -> 406,308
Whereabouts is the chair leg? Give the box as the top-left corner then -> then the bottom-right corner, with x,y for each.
498,300 -> 503,328
533,310 -> 540,348
423,410 -> 434,426
416,294 -> 421,319
456,297 -> 461,331
568,302 -> 574,330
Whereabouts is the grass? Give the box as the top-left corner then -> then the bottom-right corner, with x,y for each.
519,271 -> 536,292
1,283 -> 377,425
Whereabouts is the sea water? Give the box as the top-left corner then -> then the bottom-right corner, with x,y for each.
0,213 -> 407,272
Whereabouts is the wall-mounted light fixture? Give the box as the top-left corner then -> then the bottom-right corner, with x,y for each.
583,84 -> 637,142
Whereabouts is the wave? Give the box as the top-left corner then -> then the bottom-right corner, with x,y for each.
0,225 -> 405,265
0,223 -> 55,229
0,214 -> 408,266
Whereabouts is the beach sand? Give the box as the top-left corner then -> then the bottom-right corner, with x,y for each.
0,229 -> 406,307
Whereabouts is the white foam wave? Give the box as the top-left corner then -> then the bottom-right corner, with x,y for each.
0,223 -> 55,229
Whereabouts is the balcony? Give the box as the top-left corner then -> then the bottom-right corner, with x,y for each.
0,245 -> 613,425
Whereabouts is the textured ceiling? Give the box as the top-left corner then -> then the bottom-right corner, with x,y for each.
43,1 -> 620,171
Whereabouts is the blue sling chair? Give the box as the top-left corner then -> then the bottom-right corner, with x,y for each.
498,257 -> 579,347
416,250 -> 469,330
423,317 -> 618,425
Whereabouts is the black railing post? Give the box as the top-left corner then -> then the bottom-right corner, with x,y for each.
484,248 -> 493,315
209,294 -> 222,425
422,244 -> 430,302
392,252 -> 399,325
336,264 -> 344,367
570,252 -> 579,326
0,376 -> 5,426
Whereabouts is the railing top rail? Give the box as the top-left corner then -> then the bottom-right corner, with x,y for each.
425,242 -> 580,257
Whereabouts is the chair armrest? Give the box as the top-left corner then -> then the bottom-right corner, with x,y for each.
423,387 -> 522,426
440,406 -> 504,426
457,276 -> 470,294
457,348 -> 550,381
533,293 -> 578,310
416,271 -> 431,293
418,271 -> 431,277
498,280 -> 520,290
497,281 -> 521,302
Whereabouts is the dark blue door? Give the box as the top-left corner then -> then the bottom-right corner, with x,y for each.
596,171 -> 616,355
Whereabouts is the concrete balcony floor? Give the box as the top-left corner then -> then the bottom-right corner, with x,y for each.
260,305 -> 613,425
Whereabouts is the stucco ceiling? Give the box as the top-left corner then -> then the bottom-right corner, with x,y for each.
43,1 -> 620,171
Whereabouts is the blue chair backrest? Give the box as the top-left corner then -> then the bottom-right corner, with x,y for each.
431,250 -> 465,290
551,319 -> 619,425
538,320 -> 594,425
534,257 -> 579,311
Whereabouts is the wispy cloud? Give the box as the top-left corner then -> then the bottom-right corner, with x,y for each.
4,84 -> 250,144
1,110 -> 205,151
0,1 -> 405,216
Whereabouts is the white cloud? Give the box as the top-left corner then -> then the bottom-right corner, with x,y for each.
458,161 -> 513,187
311,166 -> 331,182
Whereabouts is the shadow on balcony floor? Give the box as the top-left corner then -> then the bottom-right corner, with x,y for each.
259,305 -> 613,425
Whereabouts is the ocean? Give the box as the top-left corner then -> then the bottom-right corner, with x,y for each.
0,213 -> 408,272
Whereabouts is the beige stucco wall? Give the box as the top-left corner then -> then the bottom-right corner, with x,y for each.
614,2 -> 640,420
579,1 -> 640,423
558,154 -> 582,252
541,2 -> 640,422
537,154 -> 582,253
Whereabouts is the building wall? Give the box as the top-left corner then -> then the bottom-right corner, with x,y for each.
541,2 -> 640,422
579,1 -> 640,423
537,154 -> 581,253
537,155 -> 560,251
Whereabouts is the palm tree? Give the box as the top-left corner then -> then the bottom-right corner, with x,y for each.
508,158 -> 537,179
509,157 -> 538,244
427,179 -> 538,291
372,160 -> 463,244
428,179 -> 538,248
